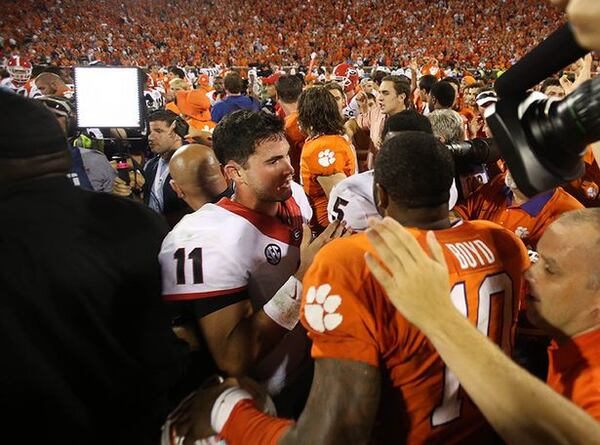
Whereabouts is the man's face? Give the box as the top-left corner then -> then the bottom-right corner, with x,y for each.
524,221 -> 599,336
363,80 -> 374,94
148,121 -> 177,155
328,89 -> 345,114
544,85 -> 566,99
213,78 -> 224,92
266,84 -> 277,98
238,136 -> 294,203
464,88 -> 477,107
35,79 -> 55,96
378,80 -> 405,115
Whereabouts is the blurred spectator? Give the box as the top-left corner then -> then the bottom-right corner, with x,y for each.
211,72 -> 260,123
276,74 -> 306,182
0,90 -> 185,444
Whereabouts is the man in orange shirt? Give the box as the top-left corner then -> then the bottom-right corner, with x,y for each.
166,132 -> 530,445
525,208 -> 600,420
454,170 -> 583,250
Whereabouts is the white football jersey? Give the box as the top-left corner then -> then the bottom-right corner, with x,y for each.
159,181 -> 313,394
327,171 -> 459,231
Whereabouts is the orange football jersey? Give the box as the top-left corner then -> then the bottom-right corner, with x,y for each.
454,173 -> 583,249
300,134 -> 357,227
301,220 -> 529,444
284,112 -> 306,183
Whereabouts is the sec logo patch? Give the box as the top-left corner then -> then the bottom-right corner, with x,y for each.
265,244 -> 282,265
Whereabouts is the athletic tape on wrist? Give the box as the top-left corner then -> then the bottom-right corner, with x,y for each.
210,387 -> 253,434
263,275 -> 303,330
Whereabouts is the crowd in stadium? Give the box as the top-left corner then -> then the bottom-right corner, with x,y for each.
0,0 -> 570,69
1,0 -> 600,444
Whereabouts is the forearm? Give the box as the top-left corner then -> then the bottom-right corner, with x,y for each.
425,313 -> 600,445
221,310 -> 289,376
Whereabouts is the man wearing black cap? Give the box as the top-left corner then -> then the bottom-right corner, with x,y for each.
0,91 -> 186,444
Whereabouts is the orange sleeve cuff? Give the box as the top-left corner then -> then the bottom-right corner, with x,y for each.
220,400 -> 294,445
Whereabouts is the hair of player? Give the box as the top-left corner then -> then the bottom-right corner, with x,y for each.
373,70 -> 388,86
381,75 -> 412,108
212,110 -> 285,167
297,86 -> 345,137
430,81 -> 456,108
275,74 -> 303,103
224,72 -> 243,94
428,109 -> 465,143
374,131 -> 455,209
418,74 -> 438,93
381,109 -> 433,140
540,78 -> 562,93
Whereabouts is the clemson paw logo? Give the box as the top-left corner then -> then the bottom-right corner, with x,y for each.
515,226 -> 529,239
317,150 -> 336,167
304,284 -> 343,332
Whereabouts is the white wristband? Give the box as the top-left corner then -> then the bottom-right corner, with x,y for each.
262,275 -> 303,330
210,387 -> 253,434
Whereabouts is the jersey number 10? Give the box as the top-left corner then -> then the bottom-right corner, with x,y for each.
431,272 -> 513,426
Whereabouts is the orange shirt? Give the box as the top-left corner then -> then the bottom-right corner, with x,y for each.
301,221 -> 529,444
300,134 -> 357,227
547,329 -> 600,421
454,173 -> 583,249
283,112 -> 306,183
565,146 -> 600,208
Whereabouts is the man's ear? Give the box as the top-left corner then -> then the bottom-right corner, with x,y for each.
374,182 -> 389,216
223,161 -> 244,184
170,179 -> 184,198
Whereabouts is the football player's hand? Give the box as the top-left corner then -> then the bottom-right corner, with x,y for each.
295,220 -> 351,280
364,217 -> 453,333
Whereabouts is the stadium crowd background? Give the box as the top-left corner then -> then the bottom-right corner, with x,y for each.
0,0 -> 587,70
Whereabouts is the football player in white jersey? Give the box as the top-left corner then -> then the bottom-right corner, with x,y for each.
159,110 -> 346,417
0,55 -> 41,98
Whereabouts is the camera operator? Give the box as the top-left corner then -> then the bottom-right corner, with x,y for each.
112,110 -> 192,227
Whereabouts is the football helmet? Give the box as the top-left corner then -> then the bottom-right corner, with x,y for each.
332,63 -> 359,93
7,55 -> 33,86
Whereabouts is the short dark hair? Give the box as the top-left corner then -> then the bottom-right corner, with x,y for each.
381,75 -> 411,108
212,110 -> 284,166
373,70 -> 388,86
297,86 -> 344,136
442,76 -> 461,89
169,67 -> 185,79
322,81 -> 344,98
540,78 -> 562,93
430,81 -> 456,108
275,74 -> 303,103
418,74 -> 438,93
381,109 -> 433,139
374,131 -> 454,208
148,110 -> 188,138
224,72 -> 243,94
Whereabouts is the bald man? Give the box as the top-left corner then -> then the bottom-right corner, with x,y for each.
35,72 -> 71,97
169,144 -> 231,211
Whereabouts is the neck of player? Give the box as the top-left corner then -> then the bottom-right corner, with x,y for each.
388,204 -> 452,230
233,186 -> 280,217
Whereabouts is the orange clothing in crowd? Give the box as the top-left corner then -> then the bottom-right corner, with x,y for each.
175,89 -> 215,129
283,111 -> 306,183
300,134 -> 356,228
565,146 -> 600,208
218,222 -> 529,445
454,173 -> 583,249
547,329 -> 600,421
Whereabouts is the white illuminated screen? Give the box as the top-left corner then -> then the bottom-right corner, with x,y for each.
75,67 -> 142,128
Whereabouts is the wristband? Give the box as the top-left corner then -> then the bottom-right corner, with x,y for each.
210,387 -> 253,434
262,275 -> 303,330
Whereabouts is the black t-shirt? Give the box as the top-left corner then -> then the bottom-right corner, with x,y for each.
0,176 -> 187,444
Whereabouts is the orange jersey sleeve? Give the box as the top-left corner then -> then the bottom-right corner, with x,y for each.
300,134 -> 357,227
301,221 -> 529,444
